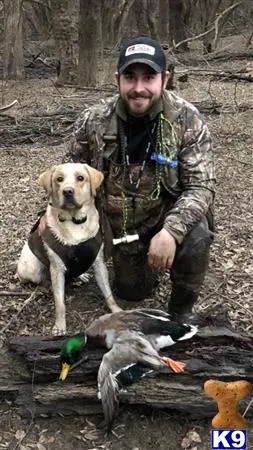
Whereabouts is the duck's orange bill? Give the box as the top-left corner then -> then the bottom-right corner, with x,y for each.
160,356 -> 186,373
59,362 -> 71,381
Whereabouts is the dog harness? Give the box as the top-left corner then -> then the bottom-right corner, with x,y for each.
28,215 -> 102,281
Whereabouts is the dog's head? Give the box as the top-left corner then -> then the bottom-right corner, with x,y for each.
39,163 -> 104,209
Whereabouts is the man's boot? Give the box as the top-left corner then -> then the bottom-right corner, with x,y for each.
168,215 -> 214,323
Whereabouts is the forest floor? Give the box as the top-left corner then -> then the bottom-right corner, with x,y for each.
0,34 -> 253,449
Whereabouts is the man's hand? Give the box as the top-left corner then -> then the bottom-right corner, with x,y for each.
148,228 -> 177,269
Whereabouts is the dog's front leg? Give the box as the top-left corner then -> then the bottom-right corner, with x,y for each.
45,246 -> 67,335
93,244 -> 121,312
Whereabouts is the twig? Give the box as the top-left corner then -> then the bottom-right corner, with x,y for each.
25,50 -> 44,68
243,396 -> 253,418
213,1 -> 242,49
0,288 -> 38,335
229,157 -> 253,167
0,99 -> 18,112
218,293 -> 253,318
0,290 -> 33,296
233,80 -> 239,109
246,30 -> 253,48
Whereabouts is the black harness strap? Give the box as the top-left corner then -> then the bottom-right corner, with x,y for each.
28,217 -> 102,280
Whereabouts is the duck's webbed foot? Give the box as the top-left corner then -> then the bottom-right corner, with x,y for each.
160,356 -> 186,373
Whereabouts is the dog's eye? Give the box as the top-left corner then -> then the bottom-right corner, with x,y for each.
57,176 -> 64,182
77,175 -> 84,182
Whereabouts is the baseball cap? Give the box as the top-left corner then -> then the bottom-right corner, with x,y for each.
118,36 -> 166,74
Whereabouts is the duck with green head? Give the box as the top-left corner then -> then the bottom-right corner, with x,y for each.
59,308 -> 197,430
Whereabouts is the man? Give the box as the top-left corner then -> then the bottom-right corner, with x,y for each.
69,36 -> 215,322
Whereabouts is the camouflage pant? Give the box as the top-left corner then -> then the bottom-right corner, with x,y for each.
112,215 -> 214,302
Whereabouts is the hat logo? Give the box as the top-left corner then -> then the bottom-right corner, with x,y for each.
125,44 -> 155,56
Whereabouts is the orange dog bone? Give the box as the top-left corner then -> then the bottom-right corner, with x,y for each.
204,379 -> 252,429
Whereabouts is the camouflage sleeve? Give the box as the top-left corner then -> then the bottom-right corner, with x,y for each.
64,108 -> 92,163
163,109 -> 215,244
64,96 -> 118,165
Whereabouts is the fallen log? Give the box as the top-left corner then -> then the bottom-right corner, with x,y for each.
1,323 -> 253,421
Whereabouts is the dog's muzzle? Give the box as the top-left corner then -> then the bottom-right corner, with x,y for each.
62,188 -> 77,207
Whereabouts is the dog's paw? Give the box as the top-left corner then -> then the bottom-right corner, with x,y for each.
52,323 -> 66,336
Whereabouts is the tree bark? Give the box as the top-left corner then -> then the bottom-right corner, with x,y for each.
3,0 -> 24,79
78,0 -> 103,87
51,0 -> 78,84
159,0 -> 170,42
2,325 -> 253,419
169,0 -> 189,50
134,0 -> 159,39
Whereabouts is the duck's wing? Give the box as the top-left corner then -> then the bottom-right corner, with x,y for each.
97,330 -> 166,431
120,310 -> 197,345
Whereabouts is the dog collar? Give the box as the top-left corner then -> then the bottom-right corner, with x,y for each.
58,215 -> 87,225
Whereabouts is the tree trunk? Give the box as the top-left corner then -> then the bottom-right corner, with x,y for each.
169,0 -> 189,50
134,0 -> 159,39
159,0 -> 170,43
78,0 -> 103,87
3,0 -> 24,79
2,325 -> 253,420
134,0 -> 150,35
51,0 -> 78,84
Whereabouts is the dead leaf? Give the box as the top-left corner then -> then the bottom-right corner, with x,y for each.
187,431 -> 201,443
181,430 -> 201,448
20,176 -> 30,183
37,443 -> 47,450
15,429 -> 26,441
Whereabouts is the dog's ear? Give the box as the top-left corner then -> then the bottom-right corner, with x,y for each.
84,164 -> 104,196
39,166 -> 57,195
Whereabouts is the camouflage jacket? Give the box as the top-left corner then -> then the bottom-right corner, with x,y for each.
70,90 -> 215,244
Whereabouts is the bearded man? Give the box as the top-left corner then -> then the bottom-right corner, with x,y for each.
69,36 -> 215,322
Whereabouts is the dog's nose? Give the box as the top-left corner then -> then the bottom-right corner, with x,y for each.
63,188 -> 74,198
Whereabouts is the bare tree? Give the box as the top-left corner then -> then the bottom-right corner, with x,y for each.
78,0 -> 103,86
159,0 -> 170,42
195,0 -> 242,53
168,0 -> 189,50
134,0 -> 159,39
3,0 -> 24,79
50,0 -> 78,84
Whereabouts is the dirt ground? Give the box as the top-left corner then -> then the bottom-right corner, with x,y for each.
0,35 -> 253,449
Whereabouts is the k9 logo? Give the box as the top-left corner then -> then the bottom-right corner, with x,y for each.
211,430 -> 247,449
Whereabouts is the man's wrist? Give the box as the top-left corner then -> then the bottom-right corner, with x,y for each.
162,225 -> 183,245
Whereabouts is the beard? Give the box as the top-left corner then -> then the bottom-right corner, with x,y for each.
122,90 -> 161,117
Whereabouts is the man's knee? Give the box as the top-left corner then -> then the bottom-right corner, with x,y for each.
172,216 -> 214,275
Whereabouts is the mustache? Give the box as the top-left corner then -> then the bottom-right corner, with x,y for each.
127,92 -> 151,99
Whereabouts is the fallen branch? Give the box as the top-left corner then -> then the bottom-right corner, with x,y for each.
0,99 -> 18,112
0,291 -> 33,296
176,69 -> 253,82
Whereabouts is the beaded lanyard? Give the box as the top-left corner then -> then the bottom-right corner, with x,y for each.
113,113 -> 177,245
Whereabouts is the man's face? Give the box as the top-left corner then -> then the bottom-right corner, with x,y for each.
116,63 -> 169,117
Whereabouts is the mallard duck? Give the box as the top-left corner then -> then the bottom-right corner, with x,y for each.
59,308 -> 197,430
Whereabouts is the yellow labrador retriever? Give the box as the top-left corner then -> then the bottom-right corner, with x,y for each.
17,163 -> 120,335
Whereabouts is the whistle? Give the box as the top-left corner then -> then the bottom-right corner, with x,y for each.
113,234 -> 139,245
